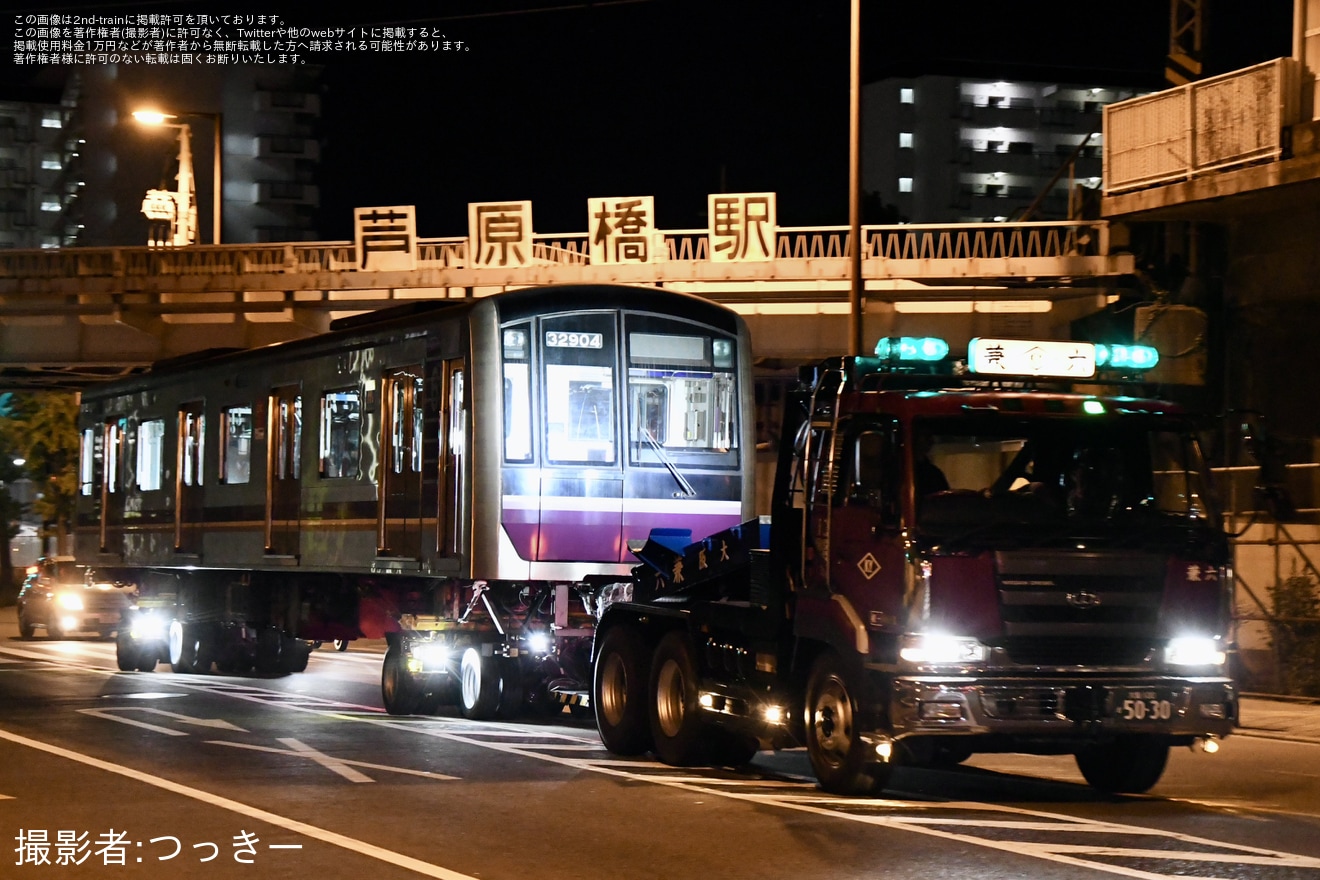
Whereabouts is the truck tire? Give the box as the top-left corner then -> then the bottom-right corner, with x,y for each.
333,639 -> 351,652
805,651 -> 892,795
19,613 -> 35,640
168,621 -> 199,673
382,641 -> 422,715
593,624 -> 652,755
460,647 -> 501,720
649,631 -> 713,766
1075,736 -> 1169,794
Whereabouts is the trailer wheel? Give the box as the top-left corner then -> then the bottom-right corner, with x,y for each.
382,641 -> 422,715
649,631 -> 713,766
457,647 -> 501,719
115,631 -> 137,672
168,621 -> 199,673
495,657 -> 524,719
137,647 -> 159,673
279,635 -> 311,673
593,624 -> 651,755
1075,736 -> 1169,795
805,652 -> 892,795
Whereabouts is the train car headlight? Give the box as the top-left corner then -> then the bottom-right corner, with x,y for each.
1165,636 -> 1226,668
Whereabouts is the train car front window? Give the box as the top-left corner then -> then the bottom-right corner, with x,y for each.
542,314 -> 617,466
503,325 -> 532,462
625,322 -> 739,468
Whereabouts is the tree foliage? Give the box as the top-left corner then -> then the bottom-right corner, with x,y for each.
0,391 -> 81,555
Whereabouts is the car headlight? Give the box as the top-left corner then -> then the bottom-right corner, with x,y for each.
1165,636 -> 1227,668
56,593 -> 84,611
899,633 -> 986,665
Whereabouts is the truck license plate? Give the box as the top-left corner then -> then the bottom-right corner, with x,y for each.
1114,689 -> 1173,722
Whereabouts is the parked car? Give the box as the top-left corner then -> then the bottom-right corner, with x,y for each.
16,557 -> 133,640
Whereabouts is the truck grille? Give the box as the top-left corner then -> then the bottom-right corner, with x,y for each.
995,550 -> 1164,667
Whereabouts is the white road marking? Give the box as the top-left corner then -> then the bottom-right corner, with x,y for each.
0,726 -> 480,880
205,738 -> 459,783
77,707 -> 248,736
13,641 -> 1320,877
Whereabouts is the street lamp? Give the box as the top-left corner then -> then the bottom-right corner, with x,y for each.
132,108 -> 223,245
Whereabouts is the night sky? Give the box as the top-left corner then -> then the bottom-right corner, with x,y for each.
2,0 -> 1298,240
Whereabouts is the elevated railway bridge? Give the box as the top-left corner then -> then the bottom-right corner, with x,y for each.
0,218 -> 1134,391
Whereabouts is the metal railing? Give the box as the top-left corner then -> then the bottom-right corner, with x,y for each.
0,219 -> 1113,281
1103,57 -> 1303,194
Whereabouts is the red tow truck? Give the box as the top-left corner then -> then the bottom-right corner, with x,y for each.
591,336 -> 1238,795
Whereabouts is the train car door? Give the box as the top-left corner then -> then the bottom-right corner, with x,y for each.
98,417 -> 126,554
175,402 -> 205,554
538,313 -> 623,562
265,386 -> 302,556
378,365 -> 425,558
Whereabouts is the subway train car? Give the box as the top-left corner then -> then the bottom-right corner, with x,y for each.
75,284 -> 755,716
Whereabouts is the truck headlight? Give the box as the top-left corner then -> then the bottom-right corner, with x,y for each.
899,633 -> 986,665
409,641 -> 450,671
1164,636 -> 1226,668
57,593 -> 84,611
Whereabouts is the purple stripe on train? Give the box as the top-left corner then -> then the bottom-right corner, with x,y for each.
501,509 -> 743,563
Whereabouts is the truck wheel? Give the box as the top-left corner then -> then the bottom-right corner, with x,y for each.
649,631 -> 713,766
115,631 -> 137,672
18,613 -> 35,640
460,647 -> 501,720
168,621 -> 199,673
1075,736 -> 1169,794
333,639 -> 351,652
805,652 -> 892,795
382,641 -> 422,715
593,624 -> 652,755
46,617 -> 64,640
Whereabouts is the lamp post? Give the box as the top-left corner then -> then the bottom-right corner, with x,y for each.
133,109 -> 223,244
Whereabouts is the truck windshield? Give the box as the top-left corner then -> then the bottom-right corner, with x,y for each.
914,415 -> 1216,546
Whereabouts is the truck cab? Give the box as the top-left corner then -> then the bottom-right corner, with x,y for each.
595,335 -> 1237,797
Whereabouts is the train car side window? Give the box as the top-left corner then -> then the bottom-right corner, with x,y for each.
220,405 -> 252,484
179,408 -> 205,487
502,324 -> 532,462
80,428 -> 97,496
624,318 -> 739,469
136,419 -> 165,491
320,389 -> 361,478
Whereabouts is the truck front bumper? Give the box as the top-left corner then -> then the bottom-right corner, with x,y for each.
887,675 -> 1237,743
